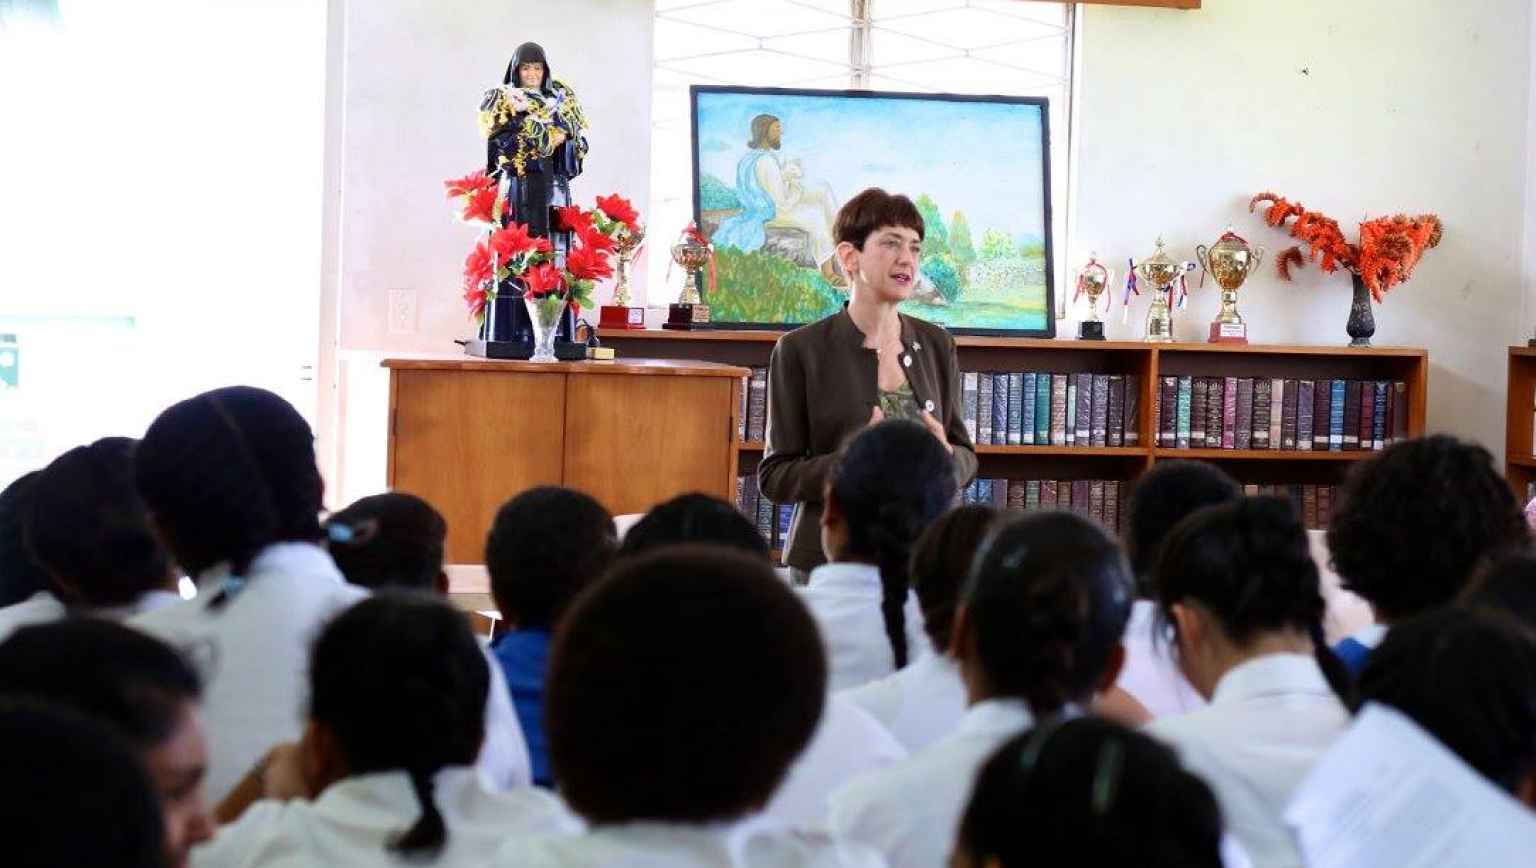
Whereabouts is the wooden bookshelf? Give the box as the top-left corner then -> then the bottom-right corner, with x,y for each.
1506,347 -> 1536,498
601,329 -> 1429,496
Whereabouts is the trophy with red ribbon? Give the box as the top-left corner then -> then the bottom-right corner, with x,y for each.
664,224 -> 714,331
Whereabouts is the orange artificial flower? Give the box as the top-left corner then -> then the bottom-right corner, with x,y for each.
489,222 -> 538,260
462,241 -> 494,286
556,205 -> 594,235
444,169 -> 495,198
461,187 -> 501,224
523,261 -> 565,298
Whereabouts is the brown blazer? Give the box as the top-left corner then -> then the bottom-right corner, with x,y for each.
758,308 -> 979,570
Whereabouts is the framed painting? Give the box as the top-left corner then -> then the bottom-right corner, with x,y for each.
691,85 -> 1055,337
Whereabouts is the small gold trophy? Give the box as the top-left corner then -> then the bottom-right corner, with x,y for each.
1074,255 -> 1115,341
664,224 -> 713,331
1134,238 -> 1196,343
599,224 -> 647,330
1197,228 -> 1265,344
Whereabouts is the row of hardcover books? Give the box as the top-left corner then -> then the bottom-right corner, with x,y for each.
1152,377 -> 1409,451
740,368 -> 769,442
964,478 -> 1339,531
735,474 -> 793,551
962,372 -> 1141,447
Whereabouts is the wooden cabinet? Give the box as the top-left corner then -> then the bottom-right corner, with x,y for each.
384,355 -> 748,563
1506,347 -> 1536,499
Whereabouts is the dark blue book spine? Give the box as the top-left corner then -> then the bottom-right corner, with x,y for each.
1329,380 -> 1346,451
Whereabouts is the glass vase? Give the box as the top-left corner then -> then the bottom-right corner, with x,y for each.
524,294 -> 568,362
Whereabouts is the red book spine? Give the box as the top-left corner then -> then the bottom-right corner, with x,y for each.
1222,377 -> 1238,449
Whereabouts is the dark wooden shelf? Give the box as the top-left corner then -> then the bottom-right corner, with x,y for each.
1153,447 -> 1373,461
1507,454 -> 1536,468
978,445 -> 1148,457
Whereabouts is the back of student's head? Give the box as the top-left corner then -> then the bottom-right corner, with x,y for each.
828,418 -> 956,670
547,545 -> 825,824
324,492 -> 447,592
309,592 -> 488,856
25,437 -> 172,608
1460,551 -> 1536,631
0,700 -> 168,868
1124,459 -> 1240,594
486,486 -> 616,629
135,386 -> 323,579
617,492 -> 769,561
1328,435 -> 1526,622
961,511 -> 1133,715
1358,607 -> 1536,795
0,470 -> 50,607
0,618 -> 201,752
1154,495 -> 1355,707
910,504 -> 999,652
954,717 -> 1225,868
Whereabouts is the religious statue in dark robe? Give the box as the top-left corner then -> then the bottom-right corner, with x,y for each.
477,42 -> 590,347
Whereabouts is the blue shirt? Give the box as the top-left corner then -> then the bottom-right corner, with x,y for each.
492,628 -> 553,787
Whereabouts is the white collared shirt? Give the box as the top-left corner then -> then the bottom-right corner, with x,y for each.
1146,653 -> 1351,868
192,766 -> 576,868
499,813 -> 886,868
836,650 -> 966,753
131,542 -> 369,801
0,587 -> 184,645
797,563 -> 931,692
1118,599 -> 1205,718
0,590 -> 66,644
828,698 -> 1035,868
767,694 -> 907,831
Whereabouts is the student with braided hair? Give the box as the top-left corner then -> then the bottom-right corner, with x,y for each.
1146,495 -> 1355,868
798,419 -> 955,691
195,593 -> 574,867
829,511 -> 1134,868
131,386 -> 367,802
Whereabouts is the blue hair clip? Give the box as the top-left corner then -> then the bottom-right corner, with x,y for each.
326,522 -> 356,544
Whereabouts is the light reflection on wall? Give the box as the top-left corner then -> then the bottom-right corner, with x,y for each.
0,0 -> 326,487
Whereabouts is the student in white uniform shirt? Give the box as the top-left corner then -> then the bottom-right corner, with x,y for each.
952,716 -> 1226,868
617,493 -> 908,830
0,438 -> 184,643
323,493 -> 533,791
1145,496 -> 1356,868
499,546 -> 884,868
194,593 -> 575,868
0,619 -> 216,868
799,420 -> 954,692
829,511 -> 1135,868
1357,606 -> 1536,806
129,386 -> 369,802
1116,460 -> 1243,723
838,504 -> 999,753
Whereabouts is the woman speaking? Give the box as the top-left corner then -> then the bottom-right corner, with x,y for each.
759,188 -> 977,582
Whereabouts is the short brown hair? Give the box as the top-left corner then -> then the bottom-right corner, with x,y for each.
834,187 -> 924,249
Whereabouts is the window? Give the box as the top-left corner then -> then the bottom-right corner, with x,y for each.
649,0 -> 1074,306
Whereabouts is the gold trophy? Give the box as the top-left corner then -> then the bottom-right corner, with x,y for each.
664,224 -> 713,331
599,224 -> 647,330
1074,255 -> 1115,341
1196,228 -> 1265,344
1134,238 -> 1196,343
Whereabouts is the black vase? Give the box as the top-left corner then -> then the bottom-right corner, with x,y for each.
1347,273 -> 1375,348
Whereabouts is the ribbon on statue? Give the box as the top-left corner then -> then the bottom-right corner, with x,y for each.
1122,258 -> 1139,323
1176,272 -> 1190,310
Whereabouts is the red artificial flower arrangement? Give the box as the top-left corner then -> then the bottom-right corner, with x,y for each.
445,172 -> 638,321
1249,192 -> 1443,302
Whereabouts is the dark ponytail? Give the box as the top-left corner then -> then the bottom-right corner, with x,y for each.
309,593 -> 488,857
135,386 -> 324,603
964,512 -> 1133,715
1153,496 -> 1356,710
828,419 -> 957,670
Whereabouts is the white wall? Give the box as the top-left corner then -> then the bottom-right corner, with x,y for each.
329,0 -> 653,504
1072,0 -> 1531,454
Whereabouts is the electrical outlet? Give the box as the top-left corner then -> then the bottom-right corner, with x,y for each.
388,289 -> 417,335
